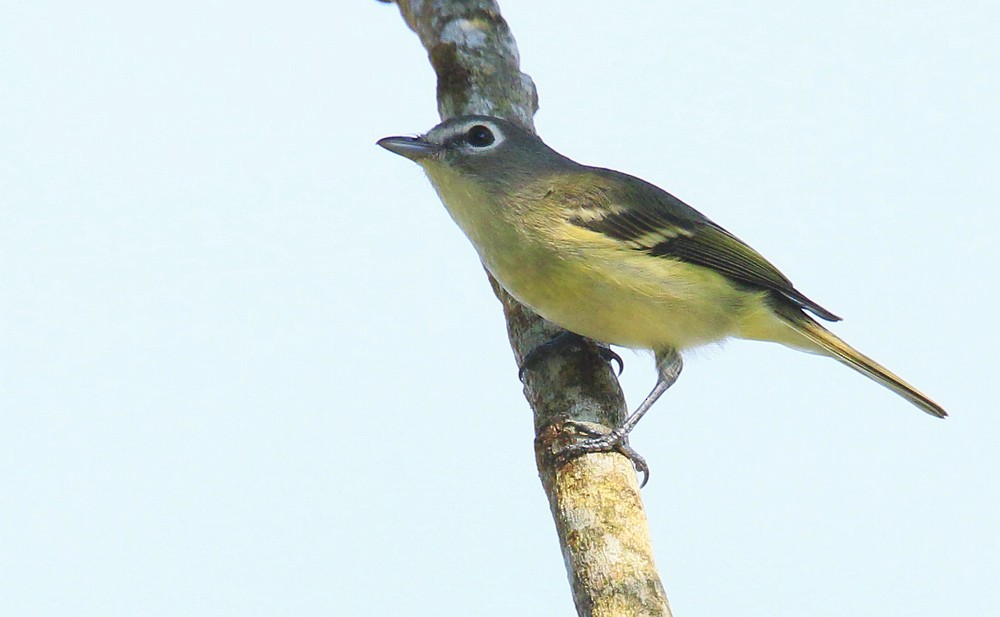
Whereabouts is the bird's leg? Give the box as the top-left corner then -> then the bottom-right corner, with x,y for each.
518,331 -> 623,381
620,348 -> 683,435
557,348 -> 683,487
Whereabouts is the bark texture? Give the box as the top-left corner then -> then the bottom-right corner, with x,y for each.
381,2 -> 671,615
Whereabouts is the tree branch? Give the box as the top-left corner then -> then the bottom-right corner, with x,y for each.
380,2 -> 671,614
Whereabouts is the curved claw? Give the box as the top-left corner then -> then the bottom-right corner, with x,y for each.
556,422 -> 650,488
597,346 -> 624,376
620,441 -> 649,487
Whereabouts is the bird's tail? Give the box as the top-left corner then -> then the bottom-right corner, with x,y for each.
741,306 -> 948,418
772,310 -> 947,418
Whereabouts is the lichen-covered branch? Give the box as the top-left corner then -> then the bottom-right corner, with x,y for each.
380,1 -> 671,615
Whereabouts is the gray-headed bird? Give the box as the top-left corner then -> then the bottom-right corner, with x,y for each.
378,115 -> 947,478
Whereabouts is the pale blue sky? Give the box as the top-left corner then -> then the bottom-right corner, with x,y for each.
2,1 -> 997,615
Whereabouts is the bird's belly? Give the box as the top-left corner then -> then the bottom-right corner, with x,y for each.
488,248 -> 757,351
426,167 -> 762,351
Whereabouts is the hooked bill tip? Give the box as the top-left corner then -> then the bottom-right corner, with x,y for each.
377,135 -> 440,161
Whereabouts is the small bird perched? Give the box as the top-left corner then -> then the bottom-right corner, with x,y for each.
378,115 -> 947,472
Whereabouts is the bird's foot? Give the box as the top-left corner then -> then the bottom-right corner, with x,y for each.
555,421 -> 650,487
519,331 -> 623,381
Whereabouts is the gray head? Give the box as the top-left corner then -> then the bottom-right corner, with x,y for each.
377,115 -> 574,189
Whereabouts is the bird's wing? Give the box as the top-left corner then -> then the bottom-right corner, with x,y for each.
566,168 -> 841,322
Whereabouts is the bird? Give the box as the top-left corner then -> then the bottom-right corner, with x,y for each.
377,115 -> 947,475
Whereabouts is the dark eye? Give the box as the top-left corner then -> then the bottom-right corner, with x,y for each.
466,125 -> 495,148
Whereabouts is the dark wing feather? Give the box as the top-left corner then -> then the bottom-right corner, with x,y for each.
568,168 -> 841,322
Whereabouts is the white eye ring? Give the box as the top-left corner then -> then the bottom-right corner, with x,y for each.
466,124 -> 496,148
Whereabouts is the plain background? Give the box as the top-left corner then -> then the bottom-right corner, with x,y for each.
2,1 -> 997,615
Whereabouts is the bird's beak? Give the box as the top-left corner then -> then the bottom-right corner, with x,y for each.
377,135 -> 441,161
